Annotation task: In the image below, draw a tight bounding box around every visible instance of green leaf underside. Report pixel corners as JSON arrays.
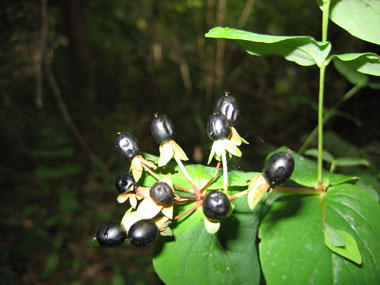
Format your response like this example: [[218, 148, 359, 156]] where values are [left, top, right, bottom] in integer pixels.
[[205, 27, 331, 67], [325, 229, 362, 265], [328, 0, 380, 45], [305, 148, 335, 163], [270, 146, 357, 189], [324, 223, 345, 247], [259, 183, 380, 284], [153, 196, 261, 285], [333, 157, 370, 168], [331, 53, 380, 77], [333, 58, 368, 86]]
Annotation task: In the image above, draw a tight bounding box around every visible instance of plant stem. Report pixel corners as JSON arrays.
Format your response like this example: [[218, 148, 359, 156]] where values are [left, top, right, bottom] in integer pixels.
[[222, 149, 228, 192], [298, 84, 362, 154], [317, 0, 330, 190], [174, 156, 198, 192], [174, 201, 202, 220]]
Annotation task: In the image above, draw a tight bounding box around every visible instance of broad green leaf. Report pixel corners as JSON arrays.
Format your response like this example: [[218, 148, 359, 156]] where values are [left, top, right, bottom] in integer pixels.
[[328, 0, 380, 44], [333, 58, 368, 86], [356, 180, 379, 202], [153, 194, 261, 285], [331, 53, 380, 77], [305, 148, 335, 163], [325, 229, 362, 265], [324, 223, 345, 247], [259, 183, 380, 284], [205, 27, 331, 67]]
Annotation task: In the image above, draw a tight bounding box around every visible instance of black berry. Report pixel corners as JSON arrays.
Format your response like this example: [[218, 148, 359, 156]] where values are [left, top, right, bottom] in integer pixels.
[[115, 132, 139, 160], [262, 152, 294, 186], [115, 174, 136, 194], [214, 94, 239, 125], [96, 223, 127, 247], [128, 219, 159, 247], [202, 190, 231, 222], [150, 114, 175, 144], [207, 114, 231, 141], [150, 182, 174, 206]]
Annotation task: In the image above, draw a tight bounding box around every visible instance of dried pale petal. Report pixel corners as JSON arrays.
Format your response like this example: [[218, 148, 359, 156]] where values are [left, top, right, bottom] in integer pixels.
[[136, 197, 163, 219], [117, 192, 132, 204], [229, 126, 249, 146], [158, 142, 174, 167], [131, 156, 143, 182], [247, 174, 270, 210], [136, 186, 150, 199], [173, 141, 189, 161], [160, 227, 173, 236], [130, 195, 138, 209], [161, 205, 174, 220], [224, 139, 242, 157], [161, 177, 174, 190], [121, 210, 139, 232], [204, 217, 220, 234]]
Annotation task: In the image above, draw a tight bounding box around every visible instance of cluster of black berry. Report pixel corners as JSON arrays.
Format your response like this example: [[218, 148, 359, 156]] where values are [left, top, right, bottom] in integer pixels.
[[95, 93, 294, 247]]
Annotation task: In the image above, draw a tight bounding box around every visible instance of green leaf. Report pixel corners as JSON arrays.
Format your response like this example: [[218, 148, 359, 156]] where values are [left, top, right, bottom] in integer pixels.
[[333, 58, 368, 86], [328, 0, 380, 45], [331, 53, 380, 77], [205, 27, 331, 67], [324, 223, 345, 247], [333, 157, 370, 168], [259, 183, 380, 284], [153, 195, 261, 284], [305, 148, 335, 163], [325, 229, 362, 265]]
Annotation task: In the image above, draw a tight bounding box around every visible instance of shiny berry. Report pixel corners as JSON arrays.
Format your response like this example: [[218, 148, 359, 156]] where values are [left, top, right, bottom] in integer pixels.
[[202, 190, 230, 222], [115, 174, 136, 194], [214, 94, 239, 125], [150, 182, 174, 206], [207, 114, 231, 141], [150, 114, 175, 144], [115, 132, 139, 160], [262, 152, 294, 186], [128, 219, 159, 247], [96, 223, 127, 247]]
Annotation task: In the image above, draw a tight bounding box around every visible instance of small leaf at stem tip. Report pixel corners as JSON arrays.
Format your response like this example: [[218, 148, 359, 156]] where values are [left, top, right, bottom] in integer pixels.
[[324, 223, 345, 247], [204, 217, 220, 234], [247, 175, 270, 210], [324, 229, 362, 265], [158, 142, 174, 167], [173, 141, 189, 161]]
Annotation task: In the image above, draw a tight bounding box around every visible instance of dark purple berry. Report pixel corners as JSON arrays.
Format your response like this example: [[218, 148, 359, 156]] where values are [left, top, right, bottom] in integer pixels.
[[115, 174, 136, 194], [150, 182, 174, 206], [202, 190, 230, 222], [150, 114, 175, 144], [128, 219, 159, 247], [96, 223, 127, 247], [262, 152, 294, 186], [207, 114, 231, 141], [115, 132, 139, 160], [214, 94, 239, 125]]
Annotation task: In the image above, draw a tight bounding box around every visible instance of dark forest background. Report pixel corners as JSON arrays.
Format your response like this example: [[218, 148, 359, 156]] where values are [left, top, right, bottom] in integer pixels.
[[1, 0, 379, 284]]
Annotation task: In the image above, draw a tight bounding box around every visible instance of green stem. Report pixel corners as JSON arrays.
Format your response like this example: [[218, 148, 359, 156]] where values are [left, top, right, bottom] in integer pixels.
[[298, 84, 362, 154], [222, 149, 228, 192], [174, 156, 198, 192], [317, 0, 330, 190]]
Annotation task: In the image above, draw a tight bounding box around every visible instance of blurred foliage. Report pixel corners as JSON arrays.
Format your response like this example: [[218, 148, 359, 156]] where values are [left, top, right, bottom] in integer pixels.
[[0, 0, 379, 283]]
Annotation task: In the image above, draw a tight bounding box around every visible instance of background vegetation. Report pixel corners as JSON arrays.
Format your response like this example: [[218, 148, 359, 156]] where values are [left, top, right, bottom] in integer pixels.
[[1, 0, 379, 283]]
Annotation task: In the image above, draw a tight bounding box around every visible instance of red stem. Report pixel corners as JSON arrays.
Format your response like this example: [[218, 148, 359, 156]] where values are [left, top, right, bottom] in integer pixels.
[[200, 161, 221, 193], [174, 201, 202, 220]]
